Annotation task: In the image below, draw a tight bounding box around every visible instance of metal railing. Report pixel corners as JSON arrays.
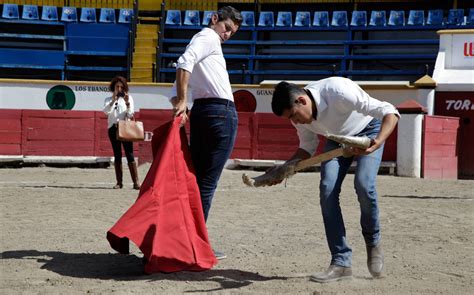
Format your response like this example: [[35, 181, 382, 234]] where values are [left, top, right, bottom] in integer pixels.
[[0, 1, 135, 8]]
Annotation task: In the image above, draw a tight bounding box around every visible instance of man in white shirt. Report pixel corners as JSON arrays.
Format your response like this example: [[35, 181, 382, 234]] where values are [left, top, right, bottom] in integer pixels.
[[270, 77, 399, 283], [171, 6, 242, 260]]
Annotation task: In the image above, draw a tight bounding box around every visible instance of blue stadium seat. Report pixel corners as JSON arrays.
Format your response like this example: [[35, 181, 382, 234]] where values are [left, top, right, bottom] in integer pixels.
[[468, 8, 474, 24], [240, 11, 255, 27], [407, 10, 424, 26], [426, 9, 443, 25], [202, 10, 215, 26], [61, 6, 77, 22], [80, 7, 96, 23], [41, 6, 58, 21], [241, 11, 255, 27], [351, 11, 367, 26], [313, 11, 329, 27], [184, 10, 200, 26], [165, 10, 181, 25], [369, 10, 386, 26], [388, 10, 405, 26], [447, 9, 464, 25], [294, 11, 310, 26], [276, 11, 292, 27], [331, 11, 348, 27], [2, 3, 19, 19], [99, 8, 116, 23], [118, 9, 133, 23], [22, 5, 39, 20], [258, 11, 274, 27]]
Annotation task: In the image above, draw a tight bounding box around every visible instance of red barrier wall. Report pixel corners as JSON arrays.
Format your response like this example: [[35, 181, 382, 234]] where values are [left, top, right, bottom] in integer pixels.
[[422, 115, 459, 179], [1, 109, 398, 165], [0, 110, 22, 155]]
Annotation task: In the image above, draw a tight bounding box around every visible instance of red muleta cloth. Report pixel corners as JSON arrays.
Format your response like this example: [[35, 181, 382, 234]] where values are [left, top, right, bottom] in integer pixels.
[[107, 118, 217, 273]]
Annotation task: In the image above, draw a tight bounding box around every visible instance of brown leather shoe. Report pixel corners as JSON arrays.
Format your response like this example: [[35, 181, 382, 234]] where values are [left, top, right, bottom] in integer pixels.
[[310, 265, 352, 283], [367, 242, 384, 278]]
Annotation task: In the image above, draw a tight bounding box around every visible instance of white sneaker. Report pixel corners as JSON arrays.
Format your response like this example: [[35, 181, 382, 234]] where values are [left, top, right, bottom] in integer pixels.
[[213, 250, 227, 260]]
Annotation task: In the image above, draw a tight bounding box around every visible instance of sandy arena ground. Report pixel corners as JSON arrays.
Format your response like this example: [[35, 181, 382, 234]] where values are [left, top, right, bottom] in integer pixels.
[[1, 164, 473, 294]]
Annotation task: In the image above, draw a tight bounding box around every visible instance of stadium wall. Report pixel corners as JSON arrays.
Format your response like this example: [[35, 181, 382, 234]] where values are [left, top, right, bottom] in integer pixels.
[[0, 78, 461, 178]]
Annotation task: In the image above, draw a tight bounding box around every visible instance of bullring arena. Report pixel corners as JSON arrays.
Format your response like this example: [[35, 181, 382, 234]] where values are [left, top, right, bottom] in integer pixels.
[[1, 166, 473, 293], [1, 0, 473, 294]]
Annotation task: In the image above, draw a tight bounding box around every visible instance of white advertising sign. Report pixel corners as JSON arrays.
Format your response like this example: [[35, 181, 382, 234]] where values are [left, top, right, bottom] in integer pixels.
[[450, 34, 474, 69]]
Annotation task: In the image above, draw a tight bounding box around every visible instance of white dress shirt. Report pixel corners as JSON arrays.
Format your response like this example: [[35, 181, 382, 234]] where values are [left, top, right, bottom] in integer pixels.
[[103, 95, 135, 128], [171, 27, 234, 102], [295, 77, 400, 155]]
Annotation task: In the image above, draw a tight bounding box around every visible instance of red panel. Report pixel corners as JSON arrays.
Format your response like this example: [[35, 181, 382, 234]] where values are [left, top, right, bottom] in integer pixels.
[[443, 118, 460, 130], [22, 110, 96, 156], [0, 132, 21, 144], [442, 168, 458, 179], [0, 110, 22, 155], [382, 126, 397, 161], [441, 157, 458, 171], [0, 144, 21, 155], [424, 117, 444, 131], [424, 131, 457, 146], [231, 112, 256, 159], [423, 169, 443, 179], [424, 144, 457, 158], [424, 157, 443, 170], [255, 113, 299, 160], [137, 110, 174, 163], [434, 92, 472, 177]]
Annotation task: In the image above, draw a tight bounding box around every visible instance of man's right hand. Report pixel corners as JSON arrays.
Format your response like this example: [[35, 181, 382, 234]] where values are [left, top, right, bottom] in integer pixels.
[[170, 96, 188, 124]]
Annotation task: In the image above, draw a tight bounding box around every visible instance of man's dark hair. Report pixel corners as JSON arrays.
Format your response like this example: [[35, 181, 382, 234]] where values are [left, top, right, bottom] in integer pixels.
[[271, 81, 306, 116], [109, 76, 129, 93], [211, 6, 243, 27]]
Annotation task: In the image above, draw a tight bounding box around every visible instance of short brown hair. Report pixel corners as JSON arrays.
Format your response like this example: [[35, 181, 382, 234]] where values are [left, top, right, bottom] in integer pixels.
[[109, 76, 129, 93]]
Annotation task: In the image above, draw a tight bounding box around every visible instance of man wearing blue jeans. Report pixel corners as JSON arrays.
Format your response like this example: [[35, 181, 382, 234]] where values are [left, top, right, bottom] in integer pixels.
[[171, 7, 242, 260], [270, 77, 399, 283]]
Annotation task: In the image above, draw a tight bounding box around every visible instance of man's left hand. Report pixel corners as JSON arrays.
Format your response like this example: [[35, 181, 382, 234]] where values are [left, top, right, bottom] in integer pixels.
[[350, 138, 381, 156]]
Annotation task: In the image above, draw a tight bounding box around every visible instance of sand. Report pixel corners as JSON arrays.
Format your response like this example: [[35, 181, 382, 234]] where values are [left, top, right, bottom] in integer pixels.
[[1, 165, 473, 294]]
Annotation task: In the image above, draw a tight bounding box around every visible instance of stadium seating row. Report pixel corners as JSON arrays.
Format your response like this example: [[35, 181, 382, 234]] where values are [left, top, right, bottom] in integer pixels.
[[166, 8, 474, 27], [1, 3, 133, 23]]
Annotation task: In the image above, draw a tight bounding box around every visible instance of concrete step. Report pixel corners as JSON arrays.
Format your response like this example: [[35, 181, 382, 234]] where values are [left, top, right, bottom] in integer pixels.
[[135, 47, 156, 54], [135, 38, 157, 48], [137, 24, 158, 34], [130, 68, 153, 78], [131, 77, 153, 82], [136, 32, 157, 39], [133, 53, 156, 63], [139, 16, 160, 23], [133, 62, 153, 68]]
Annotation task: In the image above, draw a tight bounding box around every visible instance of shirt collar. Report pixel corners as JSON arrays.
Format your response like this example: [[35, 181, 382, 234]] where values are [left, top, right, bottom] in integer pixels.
[[304, 87, 327, 120]]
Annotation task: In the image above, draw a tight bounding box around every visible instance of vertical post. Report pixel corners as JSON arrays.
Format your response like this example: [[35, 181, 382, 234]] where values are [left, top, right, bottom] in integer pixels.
[[156, 1, 165, 82], [127, 30, 132, 81]]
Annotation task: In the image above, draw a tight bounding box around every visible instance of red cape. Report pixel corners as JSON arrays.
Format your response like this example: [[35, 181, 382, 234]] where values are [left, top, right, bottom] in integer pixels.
[[107, 118, 217, 273]]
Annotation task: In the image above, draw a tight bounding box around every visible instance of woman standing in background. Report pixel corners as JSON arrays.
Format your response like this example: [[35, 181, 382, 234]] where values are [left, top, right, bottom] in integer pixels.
[[103, 76, 140, 190]]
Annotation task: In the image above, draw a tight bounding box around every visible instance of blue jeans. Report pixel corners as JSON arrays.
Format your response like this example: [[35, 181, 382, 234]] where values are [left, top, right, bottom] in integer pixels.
[[319, 119, 384, 267], [190, 98, 238, 222]]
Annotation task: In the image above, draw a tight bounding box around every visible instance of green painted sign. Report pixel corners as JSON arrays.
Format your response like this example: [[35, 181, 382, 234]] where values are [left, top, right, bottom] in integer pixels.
[[46, 85, 76, 110]]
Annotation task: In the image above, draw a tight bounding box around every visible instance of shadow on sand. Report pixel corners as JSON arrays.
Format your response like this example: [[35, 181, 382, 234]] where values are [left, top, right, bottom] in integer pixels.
[[2, 250, 287, 292]]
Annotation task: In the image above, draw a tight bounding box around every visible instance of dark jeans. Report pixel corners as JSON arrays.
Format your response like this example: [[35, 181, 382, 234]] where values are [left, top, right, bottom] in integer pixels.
[[190, 98, 238, 221], [108, 125, 135, 164]]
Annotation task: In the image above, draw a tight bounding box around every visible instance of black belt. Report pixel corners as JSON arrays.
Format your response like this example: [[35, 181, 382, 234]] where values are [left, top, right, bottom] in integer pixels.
[[193, 98, 234, 107]]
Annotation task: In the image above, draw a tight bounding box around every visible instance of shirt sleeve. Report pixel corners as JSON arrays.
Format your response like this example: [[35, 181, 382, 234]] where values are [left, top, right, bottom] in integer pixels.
[[335, 79, 400, 120], [176, 32, 215, 73], [103, 96, 113, 115], [295, 123, 320, 156]]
